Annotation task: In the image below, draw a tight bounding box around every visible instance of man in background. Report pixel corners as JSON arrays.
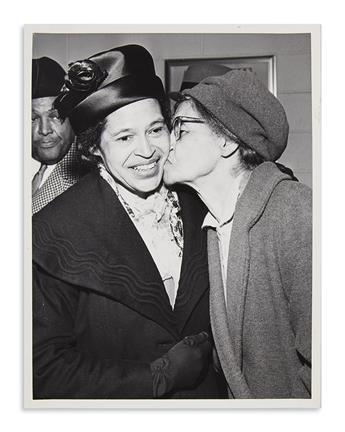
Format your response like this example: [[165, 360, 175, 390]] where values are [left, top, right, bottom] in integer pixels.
[[31, 57, 83, 214]]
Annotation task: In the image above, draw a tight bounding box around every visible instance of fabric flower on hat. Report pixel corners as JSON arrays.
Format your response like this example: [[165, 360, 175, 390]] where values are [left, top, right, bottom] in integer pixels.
[[55, 59, 108, 119], [65, 60, 108, 93]]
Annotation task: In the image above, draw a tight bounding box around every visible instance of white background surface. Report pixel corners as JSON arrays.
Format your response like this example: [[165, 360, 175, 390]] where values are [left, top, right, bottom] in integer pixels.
[[1, 0, 343, 430]]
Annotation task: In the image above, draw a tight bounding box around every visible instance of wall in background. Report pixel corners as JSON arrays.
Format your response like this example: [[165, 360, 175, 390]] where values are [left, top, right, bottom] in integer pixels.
[[32, 33, 312, 187]]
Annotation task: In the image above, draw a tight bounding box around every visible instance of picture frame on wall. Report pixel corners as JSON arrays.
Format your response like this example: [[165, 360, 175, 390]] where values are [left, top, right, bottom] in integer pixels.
[[165, 55, 276, 95]]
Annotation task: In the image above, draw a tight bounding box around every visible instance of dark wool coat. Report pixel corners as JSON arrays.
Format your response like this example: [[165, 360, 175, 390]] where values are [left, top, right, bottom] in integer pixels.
[[32, 172, 227, 399], [208, 162, 312, 399]]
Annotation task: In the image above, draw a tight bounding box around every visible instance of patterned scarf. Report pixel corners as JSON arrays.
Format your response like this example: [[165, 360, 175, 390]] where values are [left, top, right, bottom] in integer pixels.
[[98, 164, 184, 256]]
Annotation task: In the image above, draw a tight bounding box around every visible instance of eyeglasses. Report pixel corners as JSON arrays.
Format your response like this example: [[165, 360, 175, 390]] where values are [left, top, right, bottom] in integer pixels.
[[171, 116, 205, 141]]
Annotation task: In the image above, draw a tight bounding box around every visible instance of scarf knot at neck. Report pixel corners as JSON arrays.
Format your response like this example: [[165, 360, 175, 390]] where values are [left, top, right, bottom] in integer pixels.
[[98, 163, 184, 255]]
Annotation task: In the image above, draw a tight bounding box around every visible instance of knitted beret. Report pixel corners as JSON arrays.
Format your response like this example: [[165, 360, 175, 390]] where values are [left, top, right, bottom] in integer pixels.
[[181, 70, 289, 161]]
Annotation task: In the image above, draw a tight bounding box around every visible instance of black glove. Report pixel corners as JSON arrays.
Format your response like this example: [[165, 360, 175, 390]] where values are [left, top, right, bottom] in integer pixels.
[[151, 331, 211, 397]]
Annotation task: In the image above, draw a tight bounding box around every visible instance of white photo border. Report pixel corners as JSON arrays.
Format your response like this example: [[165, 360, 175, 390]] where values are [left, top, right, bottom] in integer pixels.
[[24, 23, 321, 409]]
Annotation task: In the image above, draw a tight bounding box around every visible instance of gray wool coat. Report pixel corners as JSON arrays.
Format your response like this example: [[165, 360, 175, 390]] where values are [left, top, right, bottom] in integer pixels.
[[208, 162, 312, 399]]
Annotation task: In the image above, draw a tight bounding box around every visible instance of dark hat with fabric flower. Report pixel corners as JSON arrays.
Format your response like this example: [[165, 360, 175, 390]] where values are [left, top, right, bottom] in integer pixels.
[[54, 45, 165, 134], [178, 69, 289, 161], [32, 57, 65, 99]]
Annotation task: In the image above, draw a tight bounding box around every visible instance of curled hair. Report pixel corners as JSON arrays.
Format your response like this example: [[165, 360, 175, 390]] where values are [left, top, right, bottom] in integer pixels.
[[76, 119, 106, 167], [76, 96, 171, 168], [174, 95, 264, 170]]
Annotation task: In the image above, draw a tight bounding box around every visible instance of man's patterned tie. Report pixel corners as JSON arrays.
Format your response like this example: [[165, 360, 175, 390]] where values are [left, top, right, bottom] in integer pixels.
[[32, 164, 47, 196]]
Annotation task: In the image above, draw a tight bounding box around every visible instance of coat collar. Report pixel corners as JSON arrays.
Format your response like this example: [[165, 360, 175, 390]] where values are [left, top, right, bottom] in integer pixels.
[[173, 187, 210, 333], [33, 174, 209, 338], [233, 162, 289, 231]]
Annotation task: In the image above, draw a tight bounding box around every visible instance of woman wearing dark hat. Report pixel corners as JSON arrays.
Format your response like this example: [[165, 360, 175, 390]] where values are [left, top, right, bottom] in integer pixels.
[[164, 70, 312, 399], [32, 45, 227, 399]]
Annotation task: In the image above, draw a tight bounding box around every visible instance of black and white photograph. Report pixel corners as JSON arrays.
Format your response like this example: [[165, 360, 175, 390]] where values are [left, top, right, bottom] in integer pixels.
[[24, 25, 320, 408]]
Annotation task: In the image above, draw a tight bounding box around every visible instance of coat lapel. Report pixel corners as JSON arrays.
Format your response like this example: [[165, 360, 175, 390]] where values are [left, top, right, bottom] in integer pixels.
[[33, 173, 179, 337], [97, 185, 211, 336], [207, 162, 290, 396], [207, 228, 251, 398], [100, 183, 179, 334], [173, 189, 210, 333], [225, 162, 289, 365]]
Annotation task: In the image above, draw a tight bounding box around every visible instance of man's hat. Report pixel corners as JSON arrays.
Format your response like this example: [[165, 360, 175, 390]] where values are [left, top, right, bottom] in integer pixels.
[[178, 70, 289, 162], [54, 45, 165, 134], [169, 62, 231, 101], [32, 57, 66, 99], [179, 62, 230, 91]]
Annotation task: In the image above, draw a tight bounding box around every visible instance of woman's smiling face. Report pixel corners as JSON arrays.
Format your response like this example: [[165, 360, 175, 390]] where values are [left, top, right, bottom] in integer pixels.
[[95, 98, 170, 196]]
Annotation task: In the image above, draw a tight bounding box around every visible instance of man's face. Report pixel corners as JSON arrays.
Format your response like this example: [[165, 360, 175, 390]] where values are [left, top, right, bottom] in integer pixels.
[[96, 98, 170, 196], [163, 100, 221, 187], [32, 96, 75, 165]]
